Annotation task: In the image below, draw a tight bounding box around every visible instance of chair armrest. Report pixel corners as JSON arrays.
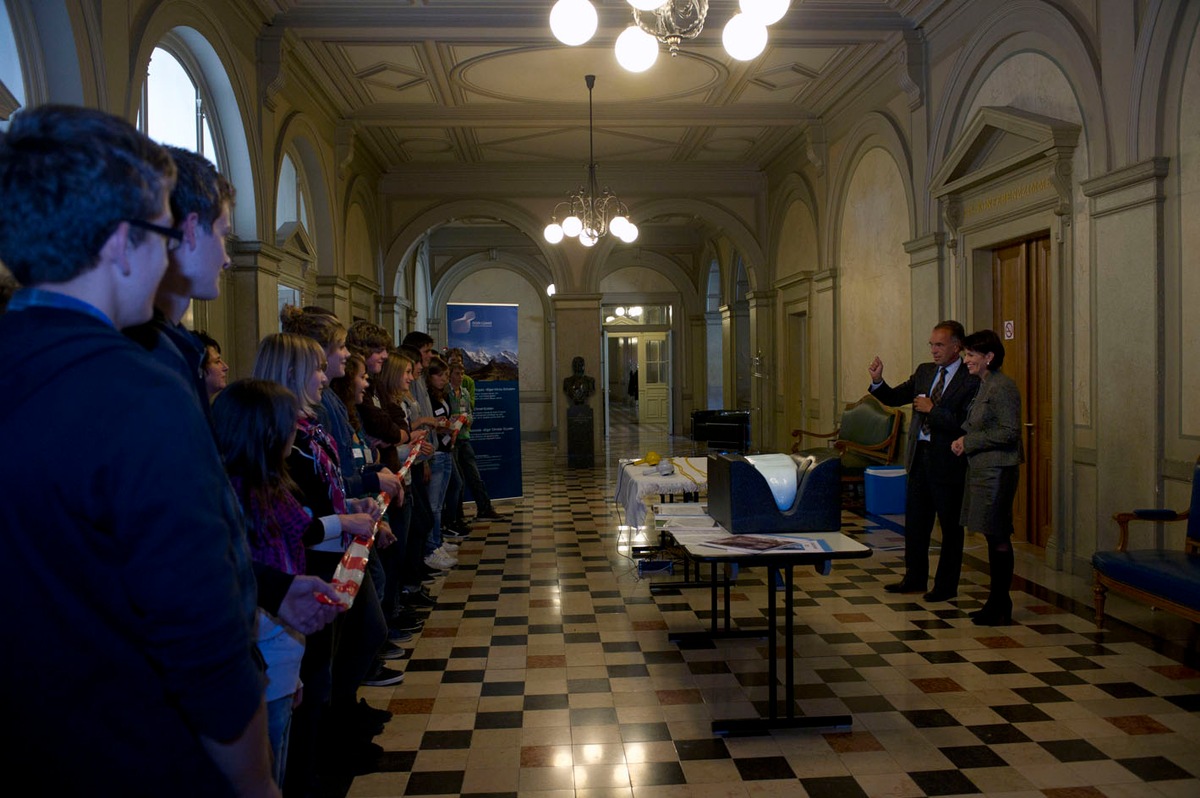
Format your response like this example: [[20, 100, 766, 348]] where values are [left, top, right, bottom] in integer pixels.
[[1111, 509, 1189, 552], [834, 439, 892, 463], [791, 427, 838, 453], [792, 428, 839, 440]]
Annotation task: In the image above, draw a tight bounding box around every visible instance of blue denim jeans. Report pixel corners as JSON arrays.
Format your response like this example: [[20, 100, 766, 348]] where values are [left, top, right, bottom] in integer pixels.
[[424, 452, 453, 555], [266, 694, 294, 787]]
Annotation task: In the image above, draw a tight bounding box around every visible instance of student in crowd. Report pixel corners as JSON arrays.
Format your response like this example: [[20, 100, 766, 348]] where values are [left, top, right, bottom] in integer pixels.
[[213, 379, 313, 787], [375, 350, 444, 616], [197, 329, 230, 401], [425, 354, 467, 541], [280, 306, 401, 504], [447, 355, 503, 521], [126, 147, 342, 654], [400, 344, 459, 573], [251, 332, 398, 795], [0, 104, 285, 796], [124, 145, 234, 425], [281, 306, 407, 685]]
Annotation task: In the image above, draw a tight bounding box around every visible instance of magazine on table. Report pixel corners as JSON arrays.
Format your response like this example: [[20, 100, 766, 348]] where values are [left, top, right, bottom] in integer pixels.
[[700, 534, 832, 554]]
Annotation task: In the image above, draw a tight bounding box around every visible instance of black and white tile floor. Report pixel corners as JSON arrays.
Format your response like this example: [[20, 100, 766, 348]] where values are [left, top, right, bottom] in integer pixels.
[[349, 417, 1200, 798]]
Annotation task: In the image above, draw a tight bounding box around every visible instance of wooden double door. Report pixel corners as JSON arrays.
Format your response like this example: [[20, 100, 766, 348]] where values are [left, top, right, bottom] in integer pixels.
[[991, 236, 1053, 547]]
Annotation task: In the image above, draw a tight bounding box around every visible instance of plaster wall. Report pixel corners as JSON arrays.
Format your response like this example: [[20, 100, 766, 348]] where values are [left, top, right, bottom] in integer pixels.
[[1178, 33, 1200, 436], [775, 201, 819, 281], [600, 267, 675, 294], [837, 147, 911, 405]]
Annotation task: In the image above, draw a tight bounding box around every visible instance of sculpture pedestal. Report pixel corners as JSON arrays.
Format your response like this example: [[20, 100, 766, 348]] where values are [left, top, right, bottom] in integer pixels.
[[567, 404, 594, 468]]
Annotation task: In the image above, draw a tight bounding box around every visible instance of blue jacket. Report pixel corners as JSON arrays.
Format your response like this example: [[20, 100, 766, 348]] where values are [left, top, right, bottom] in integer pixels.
[[0, 301, 262, 795]]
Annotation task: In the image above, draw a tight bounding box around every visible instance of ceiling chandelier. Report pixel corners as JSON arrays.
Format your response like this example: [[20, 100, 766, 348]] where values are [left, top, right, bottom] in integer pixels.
[[544, 75, 638, 247], [549, 1, 791, 73]]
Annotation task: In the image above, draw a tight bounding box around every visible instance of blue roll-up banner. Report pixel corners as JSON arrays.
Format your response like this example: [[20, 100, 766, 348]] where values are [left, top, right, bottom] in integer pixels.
[[446, 303, 523, 501]]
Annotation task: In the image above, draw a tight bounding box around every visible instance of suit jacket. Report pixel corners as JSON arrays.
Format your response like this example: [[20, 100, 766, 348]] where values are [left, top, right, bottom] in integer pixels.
[[961, 369, 1024, 467], [871, 361, 979, 479]]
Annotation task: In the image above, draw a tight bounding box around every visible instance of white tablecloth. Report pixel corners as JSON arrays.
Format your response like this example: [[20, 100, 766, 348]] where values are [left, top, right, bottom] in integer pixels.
[[614, 456, 708, 528]]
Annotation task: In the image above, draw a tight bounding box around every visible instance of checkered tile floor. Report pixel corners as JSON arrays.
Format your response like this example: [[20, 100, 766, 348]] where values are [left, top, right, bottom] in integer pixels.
[[349, 419, 1200, 798]]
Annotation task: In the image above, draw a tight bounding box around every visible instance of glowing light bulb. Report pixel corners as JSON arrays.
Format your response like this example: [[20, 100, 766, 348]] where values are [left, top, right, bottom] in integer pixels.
[[723, 13, 768, 60], [550, 0, 598, 47]]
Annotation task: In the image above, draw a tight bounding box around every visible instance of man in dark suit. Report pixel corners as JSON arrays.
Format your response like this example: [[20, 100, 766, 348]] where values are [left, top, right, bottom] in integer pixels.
[[869, 320, 980, 600]]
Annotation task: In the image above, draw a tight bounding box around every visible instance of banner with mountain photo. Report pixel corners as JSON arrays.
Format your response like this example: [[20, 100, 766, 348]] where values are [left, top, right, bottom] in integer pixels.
[[446, 303, 523, 501]]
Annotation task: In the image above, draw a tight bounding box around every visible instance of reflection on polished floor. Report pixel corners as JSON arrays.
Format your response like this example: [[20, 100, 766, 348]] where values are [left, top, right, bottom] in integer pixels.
[[349, 418, 1200, 798]]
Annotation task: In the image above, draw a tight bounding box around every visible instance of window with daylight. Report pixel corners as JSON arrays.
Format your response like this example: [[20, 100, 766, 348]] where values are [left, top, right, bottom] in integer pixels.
[[139, 46, 218, 160], [0, 2, 25, 130]]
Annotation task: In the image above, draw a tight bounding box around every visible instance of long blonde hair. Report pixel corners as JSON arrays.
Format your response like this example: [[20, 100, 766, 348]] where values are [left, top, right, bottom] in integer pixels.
[[251, 332, 326, 411], [375, 350, 415, 406]]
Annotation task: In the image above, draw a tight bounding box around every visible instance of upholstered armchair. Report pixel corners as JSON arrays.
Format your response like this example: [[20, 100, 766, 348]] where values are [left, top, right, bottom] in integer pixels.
[[791, 394, 903, 505], [1091, 456, 1200, 628]]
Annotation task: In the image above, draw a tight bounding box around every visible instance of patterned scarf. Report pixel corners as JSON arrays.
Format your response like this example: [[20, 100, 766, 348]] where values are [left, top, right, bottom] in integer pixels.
[[298, 415, 349, 516]]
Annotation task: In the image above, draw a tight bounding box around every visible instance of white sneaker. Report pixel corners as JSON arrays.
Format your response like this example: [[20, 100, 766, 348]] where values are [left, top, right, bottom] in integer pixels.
[[437, 544, 459, 562], [425, 551, 455, 570]]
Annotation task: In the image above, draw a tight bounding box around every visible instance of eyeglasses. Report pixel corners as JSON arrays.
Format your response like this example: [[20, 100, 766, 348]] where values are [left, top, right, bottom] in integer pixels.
[[126, 219, 183, 252]]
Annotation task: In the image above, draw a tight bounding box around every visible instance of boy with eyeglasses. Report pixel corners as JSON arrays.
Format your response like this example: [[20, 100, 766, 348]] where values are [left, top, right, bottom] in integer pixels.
[[0, 105, 281, 795]]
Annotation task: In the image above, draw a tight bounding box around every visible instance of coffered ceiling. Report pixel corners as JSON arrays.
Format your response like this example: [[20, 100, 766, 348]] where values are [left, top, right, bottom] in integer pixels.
[[256, 0, 928, 181]]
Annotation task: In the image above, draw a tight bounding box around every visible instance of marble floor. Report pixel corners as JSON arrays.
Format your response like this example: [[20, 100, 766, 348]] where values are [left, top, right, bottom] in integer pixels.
[[347, 410, 1200, 798]]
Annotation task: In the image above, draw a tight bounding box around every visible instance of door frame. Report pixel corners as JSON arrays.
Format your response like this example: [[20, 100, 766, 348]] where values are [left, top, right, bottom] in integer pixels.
[[956, 209, 1074, 568]]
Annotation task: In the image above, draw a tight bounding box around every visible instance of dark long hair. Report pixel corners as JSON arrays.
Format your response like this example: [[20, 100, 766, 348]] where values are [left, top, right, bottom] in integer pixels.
[[425, 355, 449, 405], [212, 378, 302, 532]]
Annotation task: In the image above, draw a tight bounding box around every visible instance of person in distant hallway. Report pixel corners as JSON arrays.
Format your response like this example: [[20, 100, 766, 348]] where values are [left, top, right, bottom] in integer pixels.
[[952, 329, 1024, 626], [869, 320, 979, 601], [0, 104, 278, 796]]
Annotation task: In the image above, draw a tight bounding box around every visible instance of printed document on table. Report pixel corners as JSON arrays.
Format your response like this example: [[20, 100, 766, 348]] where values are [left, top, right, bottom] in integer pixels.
[[700, 534, 833, 553]]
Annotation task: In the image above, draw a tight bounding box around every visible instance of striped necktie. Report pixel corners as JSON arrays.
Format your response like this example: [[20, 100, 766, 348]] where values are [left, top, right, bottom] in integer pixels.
[[922, 366, 946, 435]]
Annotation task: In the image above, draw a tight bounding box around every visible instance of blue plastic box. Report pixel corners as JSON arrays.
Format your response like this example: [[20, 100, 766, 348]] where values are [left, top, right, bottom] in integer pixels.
[[864, 465, 907, 515]]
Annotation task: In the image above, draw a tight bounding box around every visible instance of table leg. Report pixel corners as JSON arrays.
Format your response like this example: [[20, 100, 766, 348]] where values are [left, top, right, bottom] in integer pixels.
[[710, 558, 853, 736]]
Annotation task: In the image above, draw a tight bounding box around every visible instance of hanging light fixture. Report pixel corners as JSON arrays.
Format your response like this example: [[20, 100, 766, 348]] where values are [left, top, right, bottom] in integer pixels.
[[550, 1, 789, 70], [544, 75, 639, 247]]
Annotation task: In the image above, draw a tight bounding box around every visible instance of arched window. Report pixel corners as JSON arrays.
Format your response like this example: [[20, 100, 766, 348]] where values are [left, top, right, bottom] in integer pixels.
[[0, 3, 26, 128], [275, 151, 316, 321], [276, 153, 311, 233], [139, 45, 219, 162]]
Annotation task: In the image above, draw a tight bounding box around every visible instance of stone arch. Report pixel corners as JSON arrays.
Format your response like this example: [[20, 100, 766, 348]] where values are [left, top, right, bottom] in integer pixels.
[[580, 197, 764, 295], [5, 0, 85, 107], [1131, 0, 1199, 161], [596, 248, 703, 320], [342, 174, 381, 284], [825, 110, 914, 274], [769, 172, 822, 282], [130, 1, 260, 236], [384, 199, 568, 303], [431, 250, 556, 324], [275, 112, 337, 275], [929, 0, 1107, 191]]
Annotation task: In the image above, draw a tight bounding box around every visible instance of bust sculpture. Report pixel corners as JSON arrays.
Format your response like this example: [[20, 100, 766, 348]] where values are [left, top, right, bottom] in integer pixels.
[[562, 355, 595, 406]]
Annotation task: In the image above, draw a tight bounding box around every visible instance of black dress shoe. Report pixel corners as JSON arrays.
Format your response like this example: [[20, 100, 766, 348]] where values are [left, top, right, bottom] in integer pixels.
[[476, 509, 506, 520], [971, 606, 1013, 626], [884, 580, 925, 594], [923, 589, 958, 602]]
